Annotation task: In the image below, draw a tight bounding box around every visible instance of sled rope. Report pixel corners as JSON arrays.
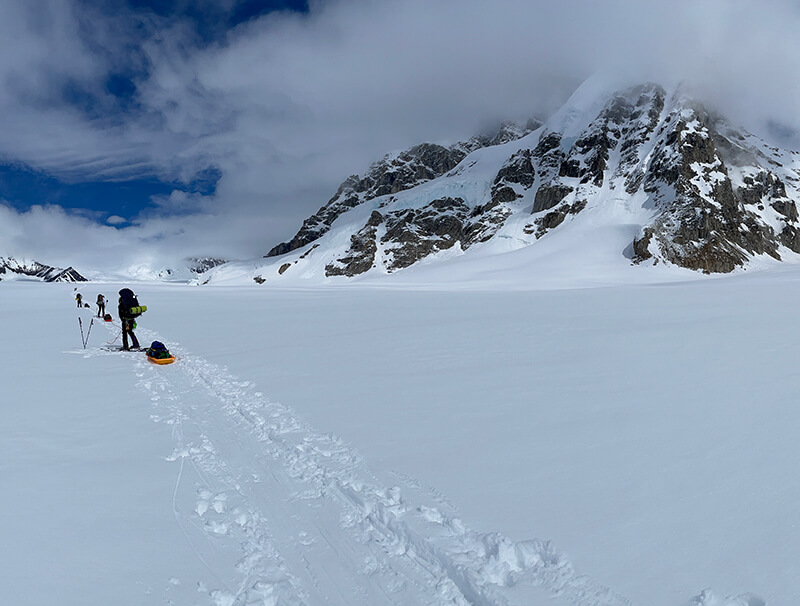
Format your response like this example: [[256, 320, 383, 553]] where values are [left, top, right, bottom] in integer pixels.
[[103, 318, 123, 345]]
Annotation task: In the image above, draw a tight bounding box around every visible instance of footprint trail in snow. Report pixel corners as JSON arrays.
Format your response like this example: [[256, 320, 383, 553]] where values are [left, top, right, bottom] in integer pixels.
[[101, 325, 633, 606]]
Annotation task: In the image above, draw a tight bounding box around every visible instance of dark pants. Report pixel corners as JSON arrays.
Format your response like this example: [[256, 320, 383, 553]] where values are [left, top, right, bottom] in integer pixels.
[[122, 318, 139, 349], [97, 303, 105, 317]]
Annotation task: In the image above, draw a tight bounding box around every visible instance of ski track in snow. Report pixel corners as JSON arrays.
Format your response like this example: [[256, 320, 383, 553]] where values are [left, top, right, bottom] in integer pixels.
[[90, 322, 638, 606]]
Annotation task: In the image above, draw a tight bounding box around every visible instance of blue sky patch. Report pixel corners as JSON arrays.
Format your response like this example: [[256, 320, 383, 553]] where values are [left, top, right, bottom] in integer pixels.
[[0, 163, 221, 224], [3, 0, 307, 221]]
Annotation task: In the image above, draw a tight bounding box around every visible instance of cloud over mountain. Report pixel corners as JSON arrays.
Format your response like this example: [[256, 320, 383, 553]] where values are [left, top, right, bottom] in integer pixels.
[[1, 0, 800, 273]]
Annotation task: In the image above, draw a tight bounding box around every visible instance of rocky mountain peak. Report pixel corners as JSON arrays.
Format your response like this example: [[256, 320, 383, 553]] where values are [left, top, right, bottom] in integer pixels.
[[265, 119, 540, 258], [234, 80, 800, 285]]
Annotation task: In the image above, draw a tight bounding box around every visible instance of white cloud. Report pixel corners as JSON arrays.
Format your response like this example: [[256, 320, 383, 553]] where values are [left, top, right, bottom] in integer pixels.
[[0, 204, 132, 271]]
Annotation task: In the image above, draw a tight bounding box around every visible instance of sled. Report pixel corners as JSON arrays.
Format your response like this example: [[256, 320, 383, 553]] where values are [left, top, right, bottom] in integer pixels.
[[147, 353, 176, 365], [145, 340, 174, 364]]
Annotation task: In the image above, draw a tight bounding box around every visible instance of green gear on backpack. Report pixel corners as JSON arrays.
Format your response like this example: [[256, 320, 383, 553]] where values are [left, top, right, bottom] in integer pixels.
[[129, 305, 147, 315], [132, 321, 137, 329]]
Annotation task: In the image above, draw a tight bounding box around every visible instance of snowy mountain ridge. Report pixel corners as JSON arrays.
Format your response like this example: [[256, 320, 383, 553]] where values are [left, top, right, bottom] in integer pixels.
[[57, 256, 229, 284], [265, 119, 542, 259], [200, 80, 800, 287], [0, 256, 87, 283]]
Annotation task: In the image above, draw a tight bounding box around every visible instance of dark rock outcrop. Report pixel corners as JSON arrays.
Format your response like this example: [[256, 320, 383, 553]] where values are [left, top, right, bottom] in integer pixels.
[[533, 185, 574, 213], [325, 200, 473, 276], [323, 193, 520, 277], [325, 213, 381, 277], [187, 257, 228, 274], [634, 102, 785, 272], [529, 200, 587, 239], [0, 258, 87, 282], [267, 120, 539, 258]]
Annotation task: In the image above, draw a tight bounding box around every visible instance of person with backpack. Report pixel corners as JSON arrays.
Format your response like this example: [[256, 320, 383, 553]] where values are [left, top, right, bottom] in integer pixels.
[[75, 292, 83, 308], [118, 288, 145, 350], [96, 294, 106, 318]]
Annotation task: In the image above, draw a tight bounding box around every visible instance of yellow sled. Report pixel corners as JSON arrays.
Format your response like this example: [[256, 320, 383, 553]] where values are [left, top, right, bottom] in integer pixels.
[[147, 353, 176, 365], [145, 340, 174, 364]]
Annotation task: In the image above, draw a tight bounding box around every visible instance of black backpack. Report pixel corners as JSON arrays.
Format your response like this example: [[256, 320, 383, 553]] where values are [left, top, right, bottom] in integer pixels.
[[119, 288, 142, 318], [146, 341, 171, 359]]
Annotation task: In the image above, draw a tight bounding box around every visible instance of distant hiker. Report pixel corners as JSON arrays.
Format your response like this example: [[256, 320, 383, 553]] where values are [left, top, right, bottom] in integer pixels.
[[118, 288, 145, 350], [75, 292, 83, 308], [96, 294, 106, 318]]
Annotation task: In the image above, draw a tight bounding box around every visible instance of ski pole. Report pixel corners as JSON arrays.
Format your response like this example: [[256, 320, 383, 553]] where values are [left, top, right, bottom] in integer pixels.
[[79, 317, 86, 349], [84, 318, 94, 347]]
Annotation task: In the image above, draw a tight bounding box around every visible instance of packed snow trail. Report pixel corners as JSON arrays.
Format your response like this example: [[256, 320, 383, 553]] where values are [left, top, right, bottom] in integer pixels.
[[93, 322, 633, 605]]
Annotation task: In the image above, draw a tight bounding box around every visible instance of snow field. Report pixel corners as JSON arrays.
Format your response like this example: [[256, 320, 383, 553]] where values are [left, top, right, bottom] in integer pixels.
[[2, 275, 796, 605], [100, 312, 629, 605]]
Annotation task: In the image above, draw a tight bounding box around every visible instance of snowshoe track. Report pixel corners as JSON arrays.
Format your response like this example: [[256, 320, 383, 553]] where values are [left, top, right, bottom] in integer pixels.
[[101, 324, 632, 606]]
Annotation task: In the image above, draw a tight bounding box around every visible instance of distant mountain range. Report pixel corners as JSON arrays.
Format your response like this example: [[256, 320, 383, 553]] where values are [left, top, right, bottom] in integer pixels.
[[0, 257, 87, 283], [0, 256, 229, 284], [199, 78, 800, 285], [150, 257, 229, 282], [9, 78, 800, 286]]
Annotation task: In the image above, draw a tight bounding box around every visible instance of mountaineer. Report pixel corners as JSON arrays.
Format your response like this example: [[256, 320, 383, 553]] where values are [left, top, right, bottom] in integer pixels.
[[118, 288, 146, 350]]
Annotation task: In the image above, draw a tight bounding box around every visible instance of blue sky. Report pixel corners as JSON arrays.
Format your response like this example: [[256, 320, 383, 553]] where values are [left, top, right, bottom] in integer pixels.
[[1, 0, 799, 274], [0, 0, 307, 224], [0, 164, 222, 222]]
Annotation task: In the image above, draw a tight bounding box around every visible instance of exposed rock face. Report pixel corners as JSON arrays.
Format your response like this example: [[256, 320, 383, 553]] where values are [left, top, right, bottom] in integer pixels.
[[263, 81, 800, 280], [53, 267, 86, 282], [494, 149, 536, 189], [532, 83, 667, 213], [266, 178, 365, 258], [0, 257, 87, 282], [266, 120, 540, 258], [187, 257, 228, 274], [320, 143, 540, 277], [325, 199, 470, 276], [630, 100, 791, 272], [529, 200, 587, 239], [381, 198, 469, 272], [325, 211, 382, 277], [491, 149, 536, 206], [533, 185, 574, 213], [526, 82, 800, 274], [322, 191, 526, 277]]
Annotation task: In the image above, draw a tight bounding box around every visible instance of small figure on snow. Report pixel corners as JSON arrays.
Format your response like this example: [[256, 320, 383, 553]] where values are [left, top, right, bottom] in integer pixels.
[[75, 292, 83, 308], [118, 288, 142, 350], [96, 294, 106, 318]]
